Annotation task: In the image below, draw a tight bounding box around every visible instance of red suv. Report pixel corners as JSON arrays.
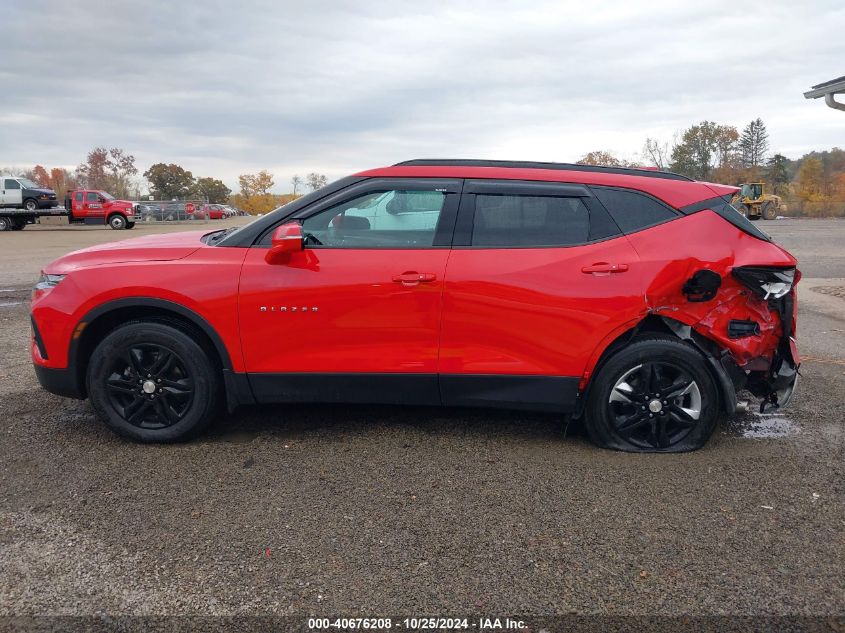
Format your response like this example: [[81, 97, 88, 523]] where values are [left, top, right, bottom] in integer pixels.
[[30, 160, 800, 452]]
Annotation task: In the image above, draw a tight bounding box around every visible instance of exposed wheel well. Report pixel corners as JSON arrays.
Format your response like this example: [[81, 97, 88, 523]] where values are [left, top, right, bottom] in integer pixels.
[[74, 305, 225, 400], [578, 314, 737, 418]]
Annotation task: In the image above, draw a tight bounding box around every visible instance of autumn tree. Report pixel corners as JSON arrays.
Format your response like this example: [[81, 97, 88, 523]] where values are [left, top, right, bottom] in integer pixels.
[[238, 170, 276, 214], [739, 118, 769, 171], [105, 148, 138, 198], [144, 163, 195, 200], [306, 173, 328, 191], [766, 154, 790, 196], [577, 151, 629, 167], [31, 165, 51, 188], [291, 174, 303, 195], [49, 168, 72, 194], [670, 121, 735, 181], [239, 170, 274, 197], [193, 177, 231, 203], [797, 157, 824, 200], [713, 125, 739, 169], [76, 147, 137, 197]]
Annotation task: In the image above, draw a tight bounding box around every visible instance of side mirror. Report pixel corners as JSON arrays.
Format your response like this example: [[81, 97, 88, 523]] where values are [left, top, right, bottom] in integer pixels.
[[265, 222, 303, 264]]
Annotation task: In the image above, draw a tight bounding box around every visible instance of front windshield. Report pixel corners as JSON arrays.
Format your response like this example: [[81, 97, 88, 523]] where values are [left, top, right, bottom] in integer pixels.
[[207, 214, 262, 244], [18, 178, 39, 189], [99, 191, 115, 201], [209, 200, 293, 244]]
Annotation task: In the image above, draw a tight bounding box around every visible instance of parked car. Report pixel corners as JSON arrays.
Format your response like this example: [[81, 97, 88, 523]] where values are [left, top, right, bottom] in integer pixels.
[[198, 204, 227, 219], [31, 159, 800, 451]]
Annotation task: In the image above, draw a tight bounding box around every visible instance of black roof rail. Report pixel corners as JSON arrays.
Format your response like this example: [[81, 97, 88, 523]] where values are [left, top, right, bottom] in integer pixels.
[[394, 159, 693, 182]]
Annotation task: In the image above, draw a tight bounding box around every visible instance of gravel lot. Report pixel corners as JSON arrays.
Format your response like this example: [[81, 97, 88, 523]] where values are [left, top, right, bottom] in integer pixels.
[[0, 218, 842, 619]]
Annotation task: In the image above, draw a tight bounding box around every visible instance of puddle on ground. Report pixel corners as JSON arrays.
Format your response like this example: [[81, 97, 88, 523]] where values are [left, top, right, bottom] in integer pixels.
[[733, 412, 800, 439]]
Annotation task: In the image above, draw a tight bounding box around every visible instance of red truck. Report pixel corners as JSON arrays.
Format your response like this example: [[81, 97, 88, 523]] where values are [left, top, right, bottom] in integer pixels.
[[66, 189, 138, 230]]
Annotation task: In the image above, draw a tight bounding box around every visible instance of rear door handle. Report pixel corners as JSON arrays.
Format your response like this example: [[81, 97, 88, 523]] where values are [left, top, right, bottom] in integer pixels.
[[392, 271, 437, 285], [581, 262, 629, 275]]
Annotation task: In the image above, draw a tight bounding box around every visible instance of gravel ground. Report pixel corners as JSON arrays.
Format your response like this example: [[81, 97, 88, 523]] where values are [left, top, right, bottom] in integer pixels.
[[0, 218, 842, 619]]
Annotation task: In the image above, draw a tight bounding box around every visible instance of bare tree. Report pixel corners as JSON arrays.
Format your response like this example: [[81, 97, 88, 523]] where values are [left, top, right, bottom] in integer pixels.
[[306, 173, 328, 191], [642, 137, 670, 170], [291, 174, 303, 195]]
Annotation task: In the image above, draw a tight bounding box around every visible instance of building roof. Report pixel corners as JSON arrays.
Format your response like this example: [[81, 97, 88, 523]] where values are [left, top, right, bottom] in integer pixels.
[[804, 75, 845, 99]]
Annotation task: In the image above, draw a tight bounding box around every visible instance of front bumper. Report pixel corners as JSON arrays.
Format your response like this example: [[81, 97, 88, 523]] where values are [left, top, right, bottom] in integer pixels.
[[33, 363, 84, 399]]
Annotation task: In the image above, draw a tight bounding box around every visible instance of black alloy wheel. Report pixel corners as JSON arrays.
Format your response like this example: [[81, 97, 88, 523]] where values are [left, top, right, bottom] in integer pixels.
[[585, 336, 719, 452], [104, 343, 195, 429], [606, 361, 702, 450], [87, 322, 220, 442]]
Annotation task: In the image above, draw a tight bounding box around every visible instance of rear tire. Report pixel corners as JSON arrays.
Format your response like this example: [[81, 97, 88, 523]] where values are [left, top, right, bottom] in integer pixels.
[[86, 322, 220, 442], [108, 214, 127, 230], [585, 336, 720, 453], [11, 219, 26, 230], [0, 217, 12, 231]]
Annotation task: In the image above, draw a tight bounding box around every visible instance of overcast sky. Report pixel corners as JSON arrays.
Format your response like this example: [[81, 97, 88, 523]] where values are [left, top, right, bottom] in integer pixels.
[[1, 0, 843, 192]]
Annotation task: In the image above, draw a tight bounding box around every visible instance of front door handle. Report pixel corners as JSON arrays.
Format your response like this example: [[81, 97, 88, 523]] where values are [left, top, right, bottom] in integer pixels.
[[392, 271, 437, 285], [581, 262, 629, 275]]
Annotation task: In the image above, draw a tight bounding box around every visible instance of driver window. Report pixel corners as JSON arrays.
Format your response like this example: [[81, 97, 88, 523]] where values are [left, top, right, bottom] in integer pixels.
[[86, 192, 99, 202], [300, 189, 446, 248], [5, 179, 20, 190]]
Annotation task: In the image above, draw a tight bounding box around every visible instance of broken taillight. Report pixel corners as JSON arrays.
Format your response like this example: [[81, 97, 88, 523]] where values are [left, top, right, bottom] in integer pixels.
[[732, 266, 796, 300]]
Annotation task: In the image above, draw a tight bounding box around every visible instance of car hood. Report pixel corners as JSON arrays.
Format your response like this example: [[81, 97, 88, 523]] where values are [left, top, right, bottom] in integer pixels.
[[45, 230, 209, 274]]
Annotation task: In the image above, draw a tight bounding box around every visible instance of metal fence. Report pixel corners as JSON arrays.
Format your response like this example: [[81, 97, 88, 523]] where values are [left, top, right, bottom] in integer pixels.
[[135, 200, 242, 223]]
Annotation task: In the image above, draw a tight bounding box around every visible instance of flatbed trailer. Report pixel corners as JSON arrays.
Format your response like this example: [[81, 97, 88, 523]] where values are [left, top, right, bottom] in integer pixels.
[[0, 206, 70, 231]]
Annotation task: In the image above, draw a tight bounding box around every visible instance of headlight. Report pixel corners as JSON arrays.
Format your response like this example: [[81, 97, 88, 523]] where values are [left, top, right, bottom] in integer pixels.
[[732, 266, 795, 300], [32, 272, 65, 301]]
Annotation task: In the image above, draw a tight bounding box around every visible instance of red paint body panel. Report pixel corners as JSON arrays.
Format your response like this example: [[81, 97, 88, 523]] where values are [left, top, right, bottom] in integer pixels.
[[238, 248, 450, 373], [439, 235, 645, 376], [34, 239, 248, 371], [621, 210, 797, 370]]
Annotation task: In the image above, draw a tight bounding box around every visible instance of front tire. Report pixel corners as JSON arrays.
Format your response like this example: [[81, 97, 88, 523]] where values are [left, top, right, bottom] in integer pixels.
[[761, 201, 776, 220], [126, 221, 136, 229], [108, 214, 127, 230], [585, 336, 720, 453], [86, 322, 220, 442], [24, 198, 38, 212]]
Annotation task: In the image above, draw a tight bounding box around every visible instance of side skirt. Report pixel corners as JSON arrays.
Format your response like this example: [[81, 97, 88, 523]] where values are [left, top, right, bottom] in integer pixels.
[[246, 373, 579, 413]]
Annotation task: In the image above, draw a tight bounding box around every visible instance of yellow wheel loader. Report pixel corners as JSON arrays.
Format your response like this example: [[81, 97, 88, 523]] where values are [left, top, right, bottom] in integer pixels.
[[731, 183, 785, 220]]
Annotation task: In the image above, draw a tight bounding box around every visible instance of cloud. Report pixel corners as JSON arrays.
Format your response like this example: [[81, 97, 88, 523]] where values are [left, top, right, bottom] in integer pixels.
[[2, 0, 844, 191]]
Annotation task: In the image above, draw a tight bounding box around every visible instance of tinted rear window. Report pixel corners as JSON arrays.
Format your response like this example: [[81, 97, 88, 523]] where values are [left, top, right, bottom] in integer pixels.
[[592, 187, 678, 234], [472, 195, 590, 247]]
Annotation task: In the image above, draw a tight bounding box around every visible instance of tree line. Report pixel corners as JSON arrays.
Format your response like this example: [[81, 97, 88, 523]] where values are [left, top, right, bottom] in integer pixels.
[[579, 118, 845, 217], [1, 149, 330, 215]]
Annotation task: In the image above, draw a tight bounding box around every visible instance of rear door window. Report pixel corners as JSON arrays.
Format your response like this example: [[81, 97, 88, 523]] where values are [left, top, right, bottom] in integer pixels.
[[591, 187, 678, 234], [472, 194, 591, 247]]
